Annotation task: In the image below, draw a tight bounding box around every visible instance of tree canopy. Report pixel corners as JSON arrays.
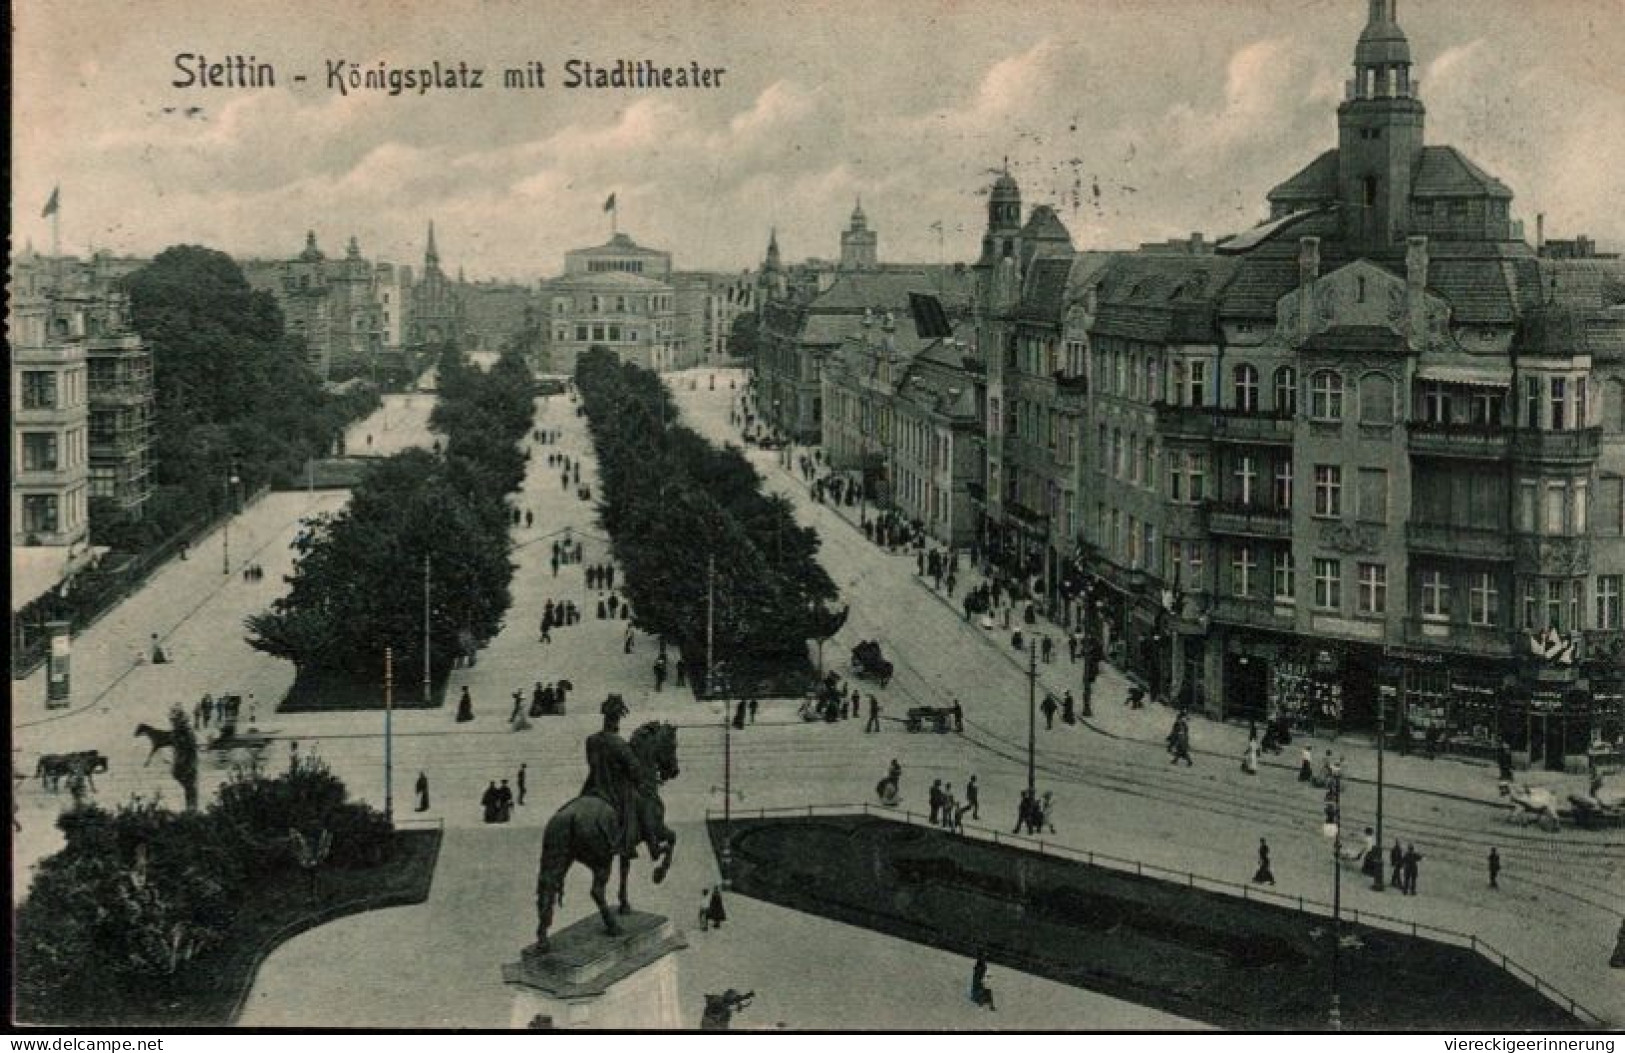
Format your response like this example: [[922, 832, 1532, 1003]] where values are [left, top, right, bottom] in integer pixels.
[[576, 347, 841, 685]]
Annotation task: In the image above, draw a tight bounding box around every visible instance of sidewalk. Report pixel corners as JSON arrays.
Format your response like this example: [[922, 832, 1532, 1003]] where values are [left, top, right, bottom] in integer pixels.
[[771, 452, 1597, 809]]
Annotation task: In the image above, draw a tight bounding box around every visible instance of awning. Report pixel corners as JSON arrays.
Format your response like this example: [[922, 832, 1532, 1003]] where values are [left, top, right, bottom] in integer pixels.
[[1415, 362, 1512, 388]]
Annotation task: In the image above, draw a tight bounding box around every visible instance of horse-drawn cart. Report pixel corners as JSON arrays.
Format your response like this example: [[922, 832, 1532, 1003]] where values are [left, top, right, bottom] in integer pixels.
[[850, 640, 893, 688], [207, 721, 275, 769], [904, 706, 955, 734]]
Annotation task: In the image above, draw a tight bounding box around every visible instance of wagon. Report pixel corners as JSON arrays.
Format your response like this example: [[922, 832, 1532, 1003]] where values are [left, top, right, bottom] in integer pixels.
[[850, 640, 893, 687], [905, 706, 954, 734], [206, 722, 275, 769]]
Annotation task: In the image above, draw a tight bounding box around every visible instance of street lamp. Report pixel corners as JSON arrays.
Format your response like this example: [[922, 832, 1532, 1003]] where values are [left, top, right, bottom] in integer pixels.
[[1025, 637, 1038, 797], [1373, 687, 1388, 891], [222, 461, 241, 576], [1321, 771, 1344, 1030]]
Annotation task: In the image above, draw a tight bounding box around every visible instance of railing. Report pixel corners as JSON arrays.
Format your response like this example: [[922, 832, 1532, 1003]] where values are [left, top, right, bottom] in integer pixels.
[[1511, 427, 1602, 464], [1213, 411, 1294, 445], [1406, 422, 1512, 460], [1405, 521, 1513, 562], [708, 804, 1606, 1027], [1152, 403, 1214, 441], [1206, 501, 1291, 538], [1402, 617, 1514, 657], [1208, 595, 1294, 631]]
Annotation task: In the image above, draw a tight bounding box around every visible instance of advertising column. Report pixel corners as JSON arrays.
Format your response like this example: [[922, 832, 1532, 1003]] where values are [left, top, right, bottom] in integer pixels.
[[45, 620, 72, 707]]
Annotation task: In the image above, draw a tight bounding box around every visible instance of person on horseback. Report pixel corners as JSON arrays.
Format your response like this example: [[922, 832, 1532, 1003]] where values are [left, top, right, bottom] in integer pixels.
[[582, 694, 647, 859]]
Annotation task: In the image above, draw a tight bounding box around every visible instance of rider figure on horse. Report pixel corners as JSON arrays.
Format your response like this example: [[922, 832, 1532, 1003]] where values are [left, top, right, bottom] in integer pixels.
[[582, 693, 649, 859]]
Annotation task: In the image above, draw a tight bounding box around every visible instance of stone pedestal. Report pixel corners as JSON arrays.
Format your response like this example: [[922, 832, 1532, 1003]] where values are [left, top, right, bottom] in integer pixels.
[[503, 911, 687, 1029]]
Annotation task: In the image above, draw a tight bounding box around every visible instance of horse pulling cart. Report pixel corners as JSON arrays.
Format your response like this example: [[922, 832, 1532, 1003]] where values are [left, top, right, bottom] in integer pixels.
[[207, 718, 275, 769], [850, 640, 893, 688]]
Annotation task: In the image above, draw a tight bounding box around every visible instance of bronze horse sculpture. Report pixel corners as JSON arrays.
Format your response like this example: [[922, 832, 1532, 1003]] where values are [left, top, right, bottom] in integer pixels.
[[529, 718, 679, 954]]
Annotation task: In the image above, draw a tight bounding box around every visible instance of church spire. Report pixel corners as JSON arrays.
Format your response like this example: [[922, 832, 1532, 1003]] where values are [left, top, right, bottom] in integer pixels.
[[1352, 0, 1414, 100], [425, 220, 439, 269]]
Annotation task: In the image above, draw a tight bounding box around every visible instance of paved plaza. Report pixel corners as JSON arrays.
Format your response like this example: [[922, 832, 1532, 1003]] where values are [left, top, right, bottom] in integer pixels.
[[13, 367, 1623, 1028]]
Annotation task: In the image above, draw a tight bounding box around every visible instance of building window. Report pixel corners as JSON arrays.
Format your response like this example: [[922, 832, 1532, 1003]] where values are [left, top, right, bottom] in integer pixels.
[[22, 494, 60, 535], [1574, 481, 1588, 533], [575, 324, 589, 341], [1143, 523, 1157, 573], [1233, 364, 1259, 412], [591, 325, 606, 341], [1096, 422, 1107, 470], [1545, 580, 1566, 631], [1599, 476, 1624, 536], [1235, 454, 1258, 506], [1274, 366, 1297, 416], [1357, 563, 1387, 615], [1468, 573, 1499, 627], [1114, 349, 1126, 395], [1545, 483, 1566, 535], [1232, 544, 1256, 598], [1310, 370, 1344, 421], [1598, 575, 1623, 630], [22, 371, 60, 409], [1186, 360, 1208, 407], [1524, 376, 1542, 428], [1274, 459, 1294, 510], [1551, 377, 1567, 430], [1359, 372, 1395, 425], [1356, 467, 1388, 523], [1313, 464, 1342, 518], [1421, 569, 1450, 621], [1147, 358, 1161, 403], [1313, 558, 1341, 611], [1144, 442, 1157, 490], [1274, 549, 1296, 603], [1112, 429, 1124, 478], [21, 433, 60, 472]]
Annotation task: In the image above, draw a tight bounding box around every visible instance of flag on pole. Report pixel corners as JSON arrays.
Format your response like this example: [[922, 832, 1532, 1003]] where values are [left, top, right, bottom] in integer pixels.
[[42, 187, 60, 218], [603, 193, 617, 213]]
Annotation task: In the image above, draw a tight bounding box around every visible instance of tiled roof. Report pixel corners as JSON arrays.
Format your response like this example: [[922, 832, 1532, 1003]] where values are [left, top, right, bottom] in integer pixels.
[[1268, 145, 1513, 204], [1090, 253, 1240, 343], [1013, 256, 1077, 322], [1299, 325, 1408, 353], [1413, 146, 1513, 199], [1268, 149, 1338, 202], [810, 268, 973, 313], [1020, 206, 1073, 244]]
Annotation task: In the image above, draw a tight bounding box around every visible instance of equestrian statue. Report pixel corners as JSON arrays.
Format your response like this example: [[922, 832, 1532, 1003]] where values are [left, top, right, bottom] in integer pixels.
[[528, 694, 680, 954]]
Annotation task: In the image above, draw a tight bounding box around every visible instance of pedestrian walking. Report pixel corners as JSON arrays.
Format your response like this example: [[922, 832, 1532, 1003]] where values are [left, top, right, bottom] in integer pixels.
[[1013, 789, 1033, 834], [951, 698, 964, 732], [1403, 844, 1423, 895], [624, 626, 635, 654], [1170, 717, 1193, 766], [517, 763, 528, 806], [415, 771, 430, 812], [1299, 745, 1314, 782], [1242, 733, 1260, 776], [1254, 839, 1276, 885], [1390, 839, 1404, 889], [865, 695, 882, 733], [929, 779, 944, 825], [457, 686, 475, 723], [1039, 791, 1057, 834], [1488, 846, 1500, 889], [706, 886, 727, 930], [965, 775, 980, 820], [941, 783, 957, 829], [748, 697, 759, 723], [481, 781, 500, 823], [1041, 692, 1058, 730], [970, 953, 997, 1011]]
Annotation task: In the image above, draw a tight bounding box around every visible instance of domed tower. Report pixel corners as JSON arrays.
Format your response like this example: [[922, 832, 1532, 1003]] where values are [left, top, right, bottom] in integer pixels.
[[979, 162, 1023, 267], [839, 197, 878, 270], [1337, 0, 1425, 251]]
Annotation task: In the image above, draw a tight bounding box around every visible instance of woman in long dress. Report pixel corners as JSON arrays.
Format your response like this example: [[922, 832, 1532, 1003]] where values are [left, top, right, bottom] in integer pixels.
[[1242, 734, 1260, 775]]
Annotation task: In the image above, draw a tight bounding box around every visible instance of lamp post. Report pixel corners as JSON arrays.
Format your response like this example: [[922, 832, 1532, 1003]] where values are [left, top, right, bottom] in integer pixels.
[[422, 555, 433, 703], [1026, 637, 1038, 797], [1373, 687, 1387, 891], [222, 461, 240, 576], [1322, 768, 1343, 1030], [384, 646, 395, 825]]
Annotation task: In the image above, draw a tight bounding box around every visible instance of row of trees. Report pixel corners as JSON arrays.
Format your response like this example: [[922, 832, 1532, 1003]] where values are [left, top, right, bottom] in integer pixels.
[[97, 245, 381, 551], [15, 751, 393, 1024], [245, 345, 533, 698], [576, 347, 843, 689]]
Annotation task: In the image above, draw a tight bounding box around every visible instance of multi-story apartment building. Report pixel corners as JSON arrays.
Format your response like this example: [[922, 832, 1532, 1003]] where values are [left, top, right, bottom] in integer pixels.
[[84, 294, 155, 519], [11, 295, 93, 548], [1074, 0, 1625, 770]]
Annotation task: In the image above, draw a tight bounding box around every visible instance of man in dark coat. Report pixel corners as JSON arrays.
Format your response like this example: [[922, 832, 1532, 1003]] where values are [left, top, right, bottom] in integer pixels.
[[415, 771, 430, 812], [1402, 844, 1423, 895], [517, 763, 528, 806], [581, 695, 645, 858], [929, 780, 944, 825], [1390, 839, 1405, 889]]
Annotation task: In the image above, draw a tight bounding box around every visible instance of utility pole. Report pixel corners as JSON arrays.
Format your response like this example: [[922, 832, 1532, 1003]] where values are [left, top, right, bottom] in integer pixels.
[[709, 556, 731, 887], [384, 647, 395, 826], [1026, 637, 1038, 798], [1373, 687, 1387, 891], [422, 555, 432, 703]]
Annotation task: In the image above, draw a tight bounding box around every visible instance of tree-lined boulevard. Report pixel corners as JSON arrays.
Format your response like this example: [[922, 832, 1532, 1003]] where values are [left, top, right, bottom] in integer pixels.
[[12, 365, 1623, 1028]]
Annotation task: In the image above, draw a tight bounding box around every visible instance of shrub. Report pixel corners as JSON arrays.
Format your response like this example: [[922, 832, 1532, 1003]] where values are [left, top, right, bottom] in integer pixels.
[[324, 802, 396, 869]]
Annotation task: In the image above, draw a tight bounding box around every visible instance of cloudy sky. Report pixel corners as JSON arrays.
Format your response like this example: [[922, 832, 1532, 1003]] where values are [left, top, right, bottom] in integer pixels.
[[12, 0, 1624, 281]]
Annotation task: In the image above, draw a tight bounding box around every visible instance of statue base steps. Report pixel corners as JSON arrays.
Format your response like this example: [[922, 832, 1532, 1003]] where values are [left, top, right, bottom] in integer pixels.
[[503, 911, 687, 1029]]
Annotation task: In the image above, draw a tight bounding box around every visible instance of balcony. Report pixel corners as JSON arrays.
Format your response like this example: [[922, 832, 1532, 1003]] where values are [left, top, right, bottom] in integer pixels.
[[1209, 595, 1295, 631], [1403, 618, 1514, 658], [1405, 521, 1513, 562], [89, 379, 154, 406], [1153, 402, 1214, 441], [1406, 421, 1512, 460], [1511, 426, 1602, 465], [1512, 534, 1592, 575], [1206, 502, 1291, 539], [1212, 410, 1294, 446]]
